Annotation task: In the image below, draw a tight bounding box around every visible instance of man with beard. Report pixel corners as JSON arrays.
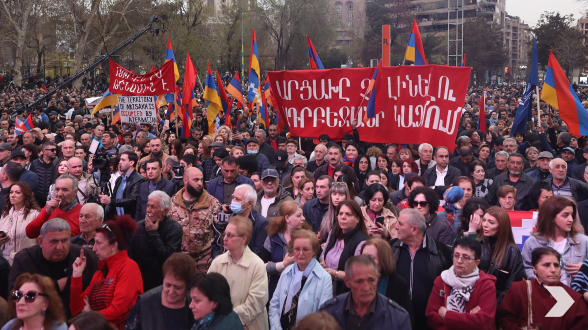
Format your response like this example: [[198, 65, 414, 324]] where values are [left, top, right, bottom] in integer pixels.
[[486, 153, 535, 209], [29, 141, 58, 207], [139, 137, 169, 165], [169, 167, 222, 273]]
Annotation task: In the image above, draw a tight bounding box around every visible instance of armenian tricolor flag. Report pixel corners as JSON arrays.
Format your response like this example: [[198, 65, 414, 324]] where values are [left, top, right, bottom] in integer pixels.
[[364, 60, 382, 121], [204, 62, 223, 135], [226, 72, 245, 109], [111, 106, 120, 125], [307, 35, 324, 70], [216, 71, 231, 129], [404, 19, 427, 65], [165, 38, 180, 82], [40, 84, 48, 93], [541, 50, 588, 136], [248, 29, 261, 105]]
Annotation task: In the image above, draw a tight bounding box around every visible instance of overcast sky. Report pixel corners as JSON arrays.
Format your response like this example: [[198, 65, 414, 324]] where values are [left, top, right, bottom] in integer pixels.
[[506, 0, 586, 27]]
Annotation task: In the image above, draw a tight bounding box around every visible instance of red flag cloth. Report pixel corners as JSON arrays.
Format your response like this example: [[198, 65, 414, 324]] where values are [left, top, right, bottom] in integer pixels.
[[109, 60, 176, 96], [181, 53, 197, 135], [268, 65, 471, 151], [478, 91, 487, 132], [150, 64, 155, 73]]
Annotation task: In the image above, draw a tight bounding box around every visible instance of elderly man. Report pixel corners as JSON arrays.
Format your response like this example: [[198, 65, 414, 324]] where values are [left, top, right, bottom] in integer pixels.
[[416, 143, 436, 176], [26, 174, 83, 238], [99, 131, 118, 156], [70, 203, 103, 249], [129, 190, 182, 291], [169, 167, 222, 273], [9, 218, 98, 317], [80, 133, 92, 152], [0, 143, 12, 167], [545, 158, 588, 202], [486, 153, 535, 209], [253, 169, 293, 219], [527, 151, 553, 181], [246, 138, 270, 172], [254, 129, 276, 165], [208, 215, 269, 330], [485, 150, 509, 180], [55, 140, 76, 165], [320, 255, 411, 330], [64, 157, 99, 204], [135, 158, 176, 221], [212, 184, 268, 258], [307, 144, 327, 172], [30, 141, 58, 207], [391, 209, 452, 330]]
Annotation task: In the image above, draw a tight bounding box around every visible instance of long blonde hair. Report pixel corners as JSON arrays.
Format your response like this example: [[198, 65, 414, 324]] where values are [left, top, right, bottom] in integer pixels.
[[319, 182, 350, 241]]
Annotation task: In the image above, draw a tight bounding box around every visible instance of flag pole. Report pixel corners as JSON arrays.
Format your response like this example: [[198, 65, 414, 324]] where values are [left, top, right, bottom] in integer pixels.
[[536, 85, 540, 129]]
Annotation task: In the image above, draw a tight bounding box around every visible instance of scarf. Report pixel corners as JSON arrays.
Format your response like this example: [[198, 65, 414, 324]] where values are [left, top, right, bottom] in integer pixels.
[[440, 266, 479, 313], [192, 312, 215, 330], [285, 258, 316, 312]]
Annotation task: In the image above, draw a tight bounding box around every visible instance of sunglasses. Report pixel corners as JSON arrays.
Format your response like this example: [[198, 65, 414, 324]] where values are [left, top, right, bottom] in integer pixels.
[[45, 149, 57, 152], [413, 201, 428, 207], [13, 290, 48, 303]]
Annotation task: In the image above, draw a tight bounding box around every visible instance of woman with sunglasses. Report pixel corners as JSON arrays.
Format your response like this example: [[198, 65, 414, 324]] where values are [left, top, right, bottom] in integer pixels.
[[6, 273, 67, 330], [69, 216, 143, 330]]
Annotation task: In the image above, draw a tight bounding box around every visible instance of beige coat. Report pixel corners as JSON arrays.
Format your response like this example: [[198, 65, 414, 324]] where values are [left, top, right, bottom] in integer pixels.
[[208, 247, 269, 330], [361, 206, 398, 239], [0, 208, 40, 264]]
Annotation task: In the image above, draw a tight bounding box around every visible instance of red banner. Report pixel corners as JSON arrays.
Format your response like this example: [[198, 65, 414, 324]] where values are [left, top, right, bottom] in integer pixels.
[[109, 59, 176, 96], [267, 65, 471, 151]]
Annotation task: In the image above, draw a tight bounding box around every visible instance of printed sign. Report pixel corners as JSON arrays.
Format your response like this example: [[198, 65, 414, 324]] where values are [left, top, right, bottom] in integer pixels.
[[117, 96, 158, 124]]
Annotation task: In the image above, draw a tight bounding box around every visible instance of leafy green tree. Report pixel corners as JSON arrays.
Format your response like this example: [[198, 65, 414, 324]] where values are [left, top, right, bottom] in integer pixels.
[[463, 17, 508, 85], [321, 48, 349, 69]]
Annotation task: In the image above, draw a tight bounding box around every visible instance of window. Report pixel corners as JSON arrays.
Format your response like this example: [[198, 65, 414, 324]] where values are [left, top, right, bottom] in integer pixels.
[[336, 4, 341, 11], [348, 12, 353, 20], [348, 3, 353, 11], [337, 13, 342, 20], [348, 20, 353, 27]]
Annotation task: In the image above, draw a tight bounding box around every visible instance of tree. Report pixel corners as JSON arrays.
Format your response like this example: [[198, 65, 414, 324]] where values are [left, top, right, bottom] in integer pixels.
[[462, 17, 509, 85], [321, 48, 349, 69], [553, 28, 588, 77], [533, 12, 576, 67], [1, 0, 36, 86], [421, 34, 446, 65]]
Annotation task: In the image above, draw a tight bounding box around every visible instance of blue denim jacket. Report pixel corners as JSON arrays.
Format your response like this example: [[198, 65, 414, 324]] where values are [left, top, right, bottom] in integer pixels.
[[521, 233, 588, 284]]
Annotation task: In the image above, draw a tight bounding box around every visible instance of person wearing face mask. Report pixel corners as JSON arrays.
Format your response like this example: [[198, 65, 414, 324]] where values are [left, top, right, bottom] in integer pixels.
[[169, 168, 222, 274], [246, 138, 270, 173], [211, 184, 268, 259], [124, 253, 197, 330]]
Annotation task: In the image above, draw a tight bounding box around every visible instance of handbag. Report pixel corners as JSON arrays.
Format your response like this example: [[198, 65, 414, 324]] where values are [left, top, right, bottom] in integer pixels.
[[521, 280, 540, 330]]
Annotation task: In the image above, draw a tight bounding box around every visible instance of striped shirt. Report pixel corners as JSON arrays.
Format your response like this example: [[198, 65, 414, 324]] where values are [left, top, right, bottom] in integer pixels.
[[552, 178, 573, 198]]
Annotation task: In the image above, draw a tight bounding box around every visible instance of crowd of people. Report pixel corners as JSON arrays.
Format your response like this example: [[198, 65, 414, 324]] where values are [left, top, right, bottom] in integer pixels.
[[1, 82, 588, 330]]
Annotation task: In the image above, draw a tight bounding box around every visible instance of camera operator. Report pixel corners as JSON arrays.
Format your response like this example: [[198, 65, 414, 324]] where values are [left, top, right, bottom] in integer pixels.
[[100, 151, 145, 219], [169, 167, 222, 273], [135, 158, 176, 222], [67, 157, 99, 205], [100, 131, 118, 156], [163, 155, 179, 181]]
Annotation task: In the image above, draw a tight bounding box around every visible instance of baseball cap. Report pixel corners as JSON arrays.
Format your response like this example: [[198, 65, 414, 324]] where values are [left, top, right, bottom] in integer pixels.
[[246, 138, 259, 145], [0, 143, 13, 151], [583, 146, 588, 153], [275, 150, 288, 167], [562, 147, 575, 154], [10, 150, 25, 160], [537, 151, 554, 159], [261, 169, 279, 180]]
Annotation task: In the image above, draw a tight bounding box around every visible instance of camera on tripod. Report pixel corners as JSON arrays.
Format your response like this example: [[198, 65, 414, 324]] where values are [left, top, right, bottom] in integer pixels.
[[172, 164, 184, 178], [92, 149, 116, 196]]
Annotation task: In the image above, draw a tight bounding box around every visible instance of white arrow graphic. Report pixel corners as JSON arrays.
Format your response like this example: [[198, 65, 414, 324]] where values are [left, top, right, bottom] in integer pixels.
[[545, 286, 575, 317]]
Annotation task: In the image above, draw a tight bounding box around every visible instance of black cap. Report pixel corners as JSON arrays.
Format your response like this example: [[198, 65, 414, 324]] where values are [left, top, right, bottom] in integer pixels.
[[10, 150, 25, 160], [341, 134, 353, 141], [275, 150, 288, 167], [49, 111, 58, 116], [246, 138, 259, 145], [319, 134, 330, 141]]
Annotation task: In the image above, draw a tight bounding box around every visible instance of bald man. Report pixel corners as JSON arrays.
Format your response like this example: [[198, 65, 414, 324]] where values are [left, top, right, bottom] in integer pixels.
[[70, 203, 104, 249], [169, 167, 223, 273], [547, 157, 588, 202], [67, 157, 99, 204]]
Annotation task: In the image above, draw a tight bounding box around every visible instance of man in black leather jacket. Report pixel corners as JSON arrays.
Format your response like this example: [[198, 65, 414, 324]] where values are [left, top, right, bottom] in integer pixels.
[[100, 151, 145, 219]]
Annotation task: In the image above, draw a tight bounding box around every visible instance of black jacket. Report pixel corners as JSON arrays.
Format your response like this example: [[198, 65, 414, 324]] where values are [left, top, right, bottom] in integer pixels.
[[29, 157, 55, 207], [478, 237, 524, 311], [107, 170, 145, 219], [134, 177, 177, 221], [302, 198, 329, 233], [124, 285, 194, 330], [486, 171, 535, 209], [259, 142, 276, 165], [0, 255, 8, 300], [448, 156, 478, 177], [315, 163, 360, 190], [211, 209, 268, 259], [9, 244, 98, 318], [383, 272, 414, 328], [571, 163, 588, 181], [128, 216, 182, 291], [543, 177, 588, 203], [390, 188, 407, 206], [423, 165, 462, 198]]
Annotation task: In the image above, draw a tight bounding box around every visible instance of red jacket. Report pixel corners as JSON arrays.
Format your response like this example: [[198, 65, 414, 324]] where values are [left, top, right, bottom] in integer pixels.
[[426, 270, 497, 330], [70, 250, 143, 330], [26, 203, 82, 238]]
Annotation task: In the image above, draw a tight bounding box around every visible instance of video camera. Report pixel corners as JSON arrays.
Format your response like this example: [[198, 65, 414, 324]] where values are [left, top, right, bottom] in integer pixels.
[[93, 149, 116, 196]]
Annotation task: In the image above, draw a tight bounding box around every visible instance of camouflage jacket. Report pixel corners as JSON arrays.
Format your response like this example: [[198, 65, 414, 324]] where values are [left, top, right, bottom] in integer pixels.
[[169, 188, 222, 273]]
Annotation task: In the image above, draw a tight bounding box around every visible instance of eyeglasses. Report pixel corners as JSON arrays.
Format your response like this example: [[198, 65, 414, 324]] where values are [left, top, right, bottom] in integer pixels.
[[12, 290, 48, 303], [452, 254, 474, 263], [45, 149, 57, 152], [293, 247, 312, 254], [413, 201, 428, 207], [224, 232, 242, 239]]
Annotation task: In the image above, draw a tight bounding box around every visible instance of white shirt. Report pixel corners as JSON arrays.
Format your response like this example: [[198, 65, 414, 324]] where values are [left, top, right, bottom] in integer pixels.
[[66, 108, 75, 120], [260, 196, 276, 218], [552, 239, 568, 285], [434, 166, 448, 186]]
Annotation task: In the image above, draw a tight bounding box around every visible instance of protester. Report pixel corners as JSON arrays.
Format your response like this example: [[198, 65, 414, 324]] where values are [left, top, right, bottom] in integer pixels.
[[319, 255, 411, 330], [522, 196, 588, 286], [0, 182, 41, 264], [68, 311, 116, 330], [9, 219, 98, 318], [70, 215, 143, 330], [499, 248, 588, 329], [101, 151, 144, 219], [408, 186, 451, 244], [320, 200, 369, 295], [254, 169, 293, 218], [135, 158, 176, 221], [268, 229, 332, 329], [294, 178, 314, 206], [124, 253, 197, 330], [318, 182, 350, 242], [208, 216, 269, 330], [5, 273, 67, 330], [360, 238, 413, 323], [361, 183, 397, 239], [478, 207, 523, 310], [524, 180, 553, 211], [302, 176, 332, 233], [424, 146, 462, 198], [456, 197, 488, 239]]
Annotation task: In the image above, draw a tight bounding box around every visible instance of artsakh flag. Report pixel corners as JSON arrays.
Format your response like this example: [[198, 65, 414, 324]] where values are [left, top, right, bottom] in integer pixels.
[[24, 114, 35, 130], [506, 210, 537, 250], [226, 72, 245, 109]]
